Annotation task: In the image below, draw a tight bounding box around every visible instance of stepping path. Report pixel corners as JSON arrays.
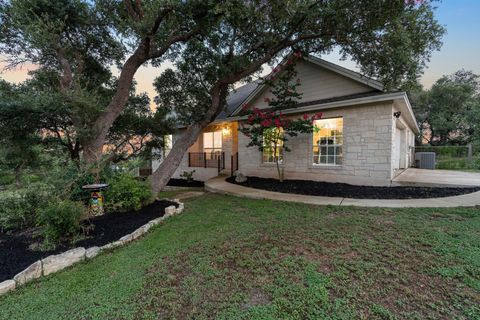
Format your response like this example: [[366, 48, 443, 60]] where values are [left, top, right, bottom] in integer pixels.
[[205, 176, 480, 208]]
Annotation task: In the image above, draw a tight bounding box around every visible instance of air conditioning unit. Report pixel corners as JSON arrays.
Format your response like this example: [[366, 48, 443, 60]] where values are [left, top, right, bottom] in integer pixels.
[[415, 152, 436, 169]]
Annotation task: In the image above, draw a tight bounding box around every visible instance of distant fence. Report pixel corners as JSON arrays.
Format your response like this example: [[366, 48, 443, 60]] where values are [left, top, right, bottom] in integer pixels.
[[414, 144, 479, 170]]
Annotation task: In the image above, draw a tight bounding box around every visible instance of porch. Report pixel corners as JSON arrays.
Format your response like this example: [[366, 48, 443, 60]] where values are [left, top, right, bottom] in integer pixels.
[[187, 151, 238, 176], [155, 121, 239, 181]]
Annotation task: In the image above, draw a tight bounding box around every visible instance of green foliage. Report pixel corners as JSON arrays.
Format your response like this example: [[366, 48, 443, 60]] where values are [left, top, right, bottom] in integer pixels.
[[0, 80, 44, 185], [0, 171, 14, 186], [412, 70, 480, 145], [1, 0, 445, 190], [37, 199, 84, 244], [104, 173, 152, 212], [369, 304, 396, 320], [0, 184, 54, 232], [179, 170, 196, 183], [154, 0, 445, 129], [415, 145, 480, 170]]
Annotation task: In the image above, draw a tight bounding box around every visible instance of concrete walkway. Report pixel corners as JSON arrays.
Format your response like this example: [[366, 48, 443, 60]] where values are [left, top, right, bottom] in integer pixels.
[[205, 176, 480, 208], [393, 168, 480, 187]]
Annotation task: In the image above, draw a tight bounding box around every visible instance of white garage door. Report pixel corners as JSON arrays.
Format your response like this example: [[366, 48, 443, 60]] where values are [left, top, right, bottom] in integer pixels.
[[393, 128, 402, 170]]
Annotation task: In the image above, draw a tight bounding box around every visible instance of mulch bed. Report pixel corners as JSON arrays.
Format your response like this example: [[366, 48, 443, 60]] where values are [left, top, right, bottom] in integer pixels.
[[167, 178, 204, 188], [226, 176, 480, 199], [0, 200, 177, 282]]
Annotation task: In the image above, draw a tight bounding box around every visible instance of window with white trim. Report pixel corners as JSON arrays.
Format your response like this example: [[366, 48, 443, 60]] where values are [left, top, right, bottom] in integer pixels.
[[313, 118, 343, 165], [203, 131, 222, 159], [262, 127, 284, 163]]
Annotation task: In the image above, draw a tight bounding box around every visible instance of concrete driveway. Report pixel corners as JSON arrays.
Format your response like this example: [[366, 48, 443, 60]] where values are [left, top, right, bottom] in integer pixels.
[[392, 168, 480, 187]]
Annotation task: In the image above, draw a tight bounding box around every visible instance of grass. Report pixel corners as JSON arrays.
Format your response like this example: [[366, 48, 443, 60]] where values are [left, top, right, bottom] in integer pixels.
[[157, 187, 203, 199], [436, 157, 480, 171], [0, 193, 479, 319]]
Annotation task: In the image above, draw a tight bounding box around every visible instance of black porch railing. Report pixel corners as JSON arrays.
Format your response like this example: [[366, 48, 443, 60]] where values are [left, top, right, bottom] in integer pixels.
[[188, 152, 225, 173]]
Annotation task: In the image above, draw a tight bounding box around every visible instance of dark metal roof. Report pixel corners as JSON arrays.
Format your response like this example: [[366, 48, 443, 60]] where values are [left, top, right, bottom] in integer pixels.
[[214, 81, 260, 121]]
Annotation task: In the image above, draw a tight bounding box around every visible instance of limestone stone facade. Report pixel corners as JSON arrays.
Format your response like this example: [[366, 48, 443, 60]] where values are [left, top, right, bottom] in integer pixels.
[[151, 56, 419, 186], [237, 102, 404, 186], [157, 100, 417, 186]]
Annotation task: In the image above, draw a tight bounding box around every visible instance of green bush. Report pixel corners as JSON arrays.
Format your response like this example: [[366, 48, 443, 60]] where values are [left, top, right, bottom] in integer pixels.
[[0, 184, 54, 232], [0, 172, 15, 186], [37, 199, 84, 243], [104, 173, 152, 212]]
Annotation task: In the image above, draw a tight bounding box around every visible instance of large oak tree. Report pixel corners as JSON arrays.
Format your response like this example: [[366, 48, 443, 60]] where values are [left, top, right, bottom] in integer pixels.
[[0, 0, 221, 163], [0, 0, 444, 193], [412, 70, 480, 145], [150, 0, 445, 193]]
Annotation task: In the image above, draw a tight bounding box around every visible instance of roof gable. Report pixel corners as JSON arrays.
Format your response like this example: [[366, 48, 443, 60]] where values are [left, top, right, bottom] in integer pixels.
[[230, 56, 384, 117]]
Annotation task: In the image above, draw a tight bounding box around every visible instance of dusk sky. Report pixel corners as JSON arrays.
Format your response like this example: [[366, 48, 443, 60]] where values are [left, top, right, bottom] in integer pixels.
[[1, 0, 479, 102]]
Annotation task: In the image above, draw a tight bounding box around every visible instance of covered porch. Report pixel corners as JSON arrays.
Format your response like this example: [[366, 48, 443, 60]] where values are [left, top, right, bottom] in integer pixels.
[[174, 121, 239, 181]]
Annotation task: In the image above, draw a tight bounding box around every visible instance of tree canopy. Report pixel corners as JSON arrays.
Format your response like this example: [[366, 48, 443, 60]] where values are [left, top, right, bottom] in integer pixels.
[[412, 70, 480, 145], [150, 0, 445, 192], [0, 0, 445, 192]]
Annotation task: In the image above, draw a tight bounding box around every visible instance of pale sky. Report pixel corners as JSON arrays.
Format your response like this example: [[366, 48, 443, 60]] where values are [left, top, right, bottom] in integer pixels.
[[1, 0, 479, 100]]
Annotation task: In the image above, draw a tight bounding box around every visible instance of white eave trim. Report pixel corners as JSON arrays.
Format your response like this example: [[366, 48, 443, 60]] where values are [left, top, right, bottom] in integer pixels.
[[398, 92, 420, 134], [227, 91, 419, 133]]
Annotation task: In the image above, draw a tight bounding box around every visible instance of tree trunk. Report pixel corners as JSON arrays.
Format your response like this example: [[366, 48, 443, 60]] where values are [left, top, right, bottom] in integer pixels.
[[81, 47, 148, 165], [151, 84, 228, 194], [149, 47, 285, 193], [276, 158, 283, 182], [81, 138, 105, 164], [151, 124, 205, 194], [14, 163, 23, 188]]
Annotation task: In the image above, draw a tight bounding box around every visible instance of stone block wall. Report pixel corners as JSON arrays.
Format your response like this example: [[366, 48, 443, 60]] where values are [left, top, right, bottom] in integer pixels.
[[237, 102, 396, 186]]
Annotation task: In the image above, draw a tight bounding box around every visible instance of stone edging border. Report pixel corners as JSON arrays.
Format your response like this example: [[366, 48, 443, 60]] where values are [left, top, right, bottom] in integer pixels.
[[0, 199, 184, 297]]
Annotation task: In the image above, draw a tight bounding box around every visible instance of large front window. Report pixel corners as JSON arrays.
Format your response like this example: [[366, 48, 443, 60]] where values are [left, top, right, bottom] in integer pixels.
[[203, 131, 222, 159], [313, 118, 343, 165], [263, 127, 284, 163]]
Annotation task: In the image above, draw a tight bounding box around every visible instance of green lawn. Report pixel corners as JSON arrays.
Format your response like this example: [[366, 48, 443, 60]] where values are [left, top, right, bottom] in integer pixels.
[[0, 193, 479, 319]]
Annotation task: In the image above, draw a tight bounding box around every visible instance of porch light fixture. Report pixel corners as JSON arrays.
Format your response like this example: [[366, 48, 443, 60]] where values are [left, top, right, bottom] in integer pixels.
[[222, 127, 231, 136], [393, 111, 401, 118]]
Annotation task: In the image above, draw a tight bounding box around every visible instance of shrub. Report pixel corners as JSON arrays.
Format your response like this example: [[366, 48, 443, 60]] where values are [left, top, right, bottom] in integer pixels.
[[0, 172, 14, 187], [104, 173, 152, 212], [37, 199, 84, 243], [41, 162, 116, 204], [0, 184, 54, 232], [180, 170, 196, 183]]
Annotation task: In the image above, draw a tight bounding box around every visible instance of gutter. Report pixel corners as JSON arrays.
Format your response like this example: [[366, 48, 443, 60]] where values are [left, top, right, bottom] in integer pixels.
[[227, 92, 407, 121]]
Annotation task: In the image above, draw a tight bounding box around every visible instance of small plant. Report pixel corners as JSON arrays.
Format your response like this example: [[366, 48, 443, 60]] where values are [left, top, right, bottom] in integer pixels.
[[104, 173, 152, 212], [37, 199, 85, 244], [180, 170, 196, 183]]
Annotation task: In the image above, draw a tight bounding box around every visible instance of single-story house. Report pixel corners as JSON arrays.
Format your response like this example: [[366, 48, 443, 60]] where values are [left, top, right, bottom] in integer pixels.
[[153, 55, 419, 186]]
